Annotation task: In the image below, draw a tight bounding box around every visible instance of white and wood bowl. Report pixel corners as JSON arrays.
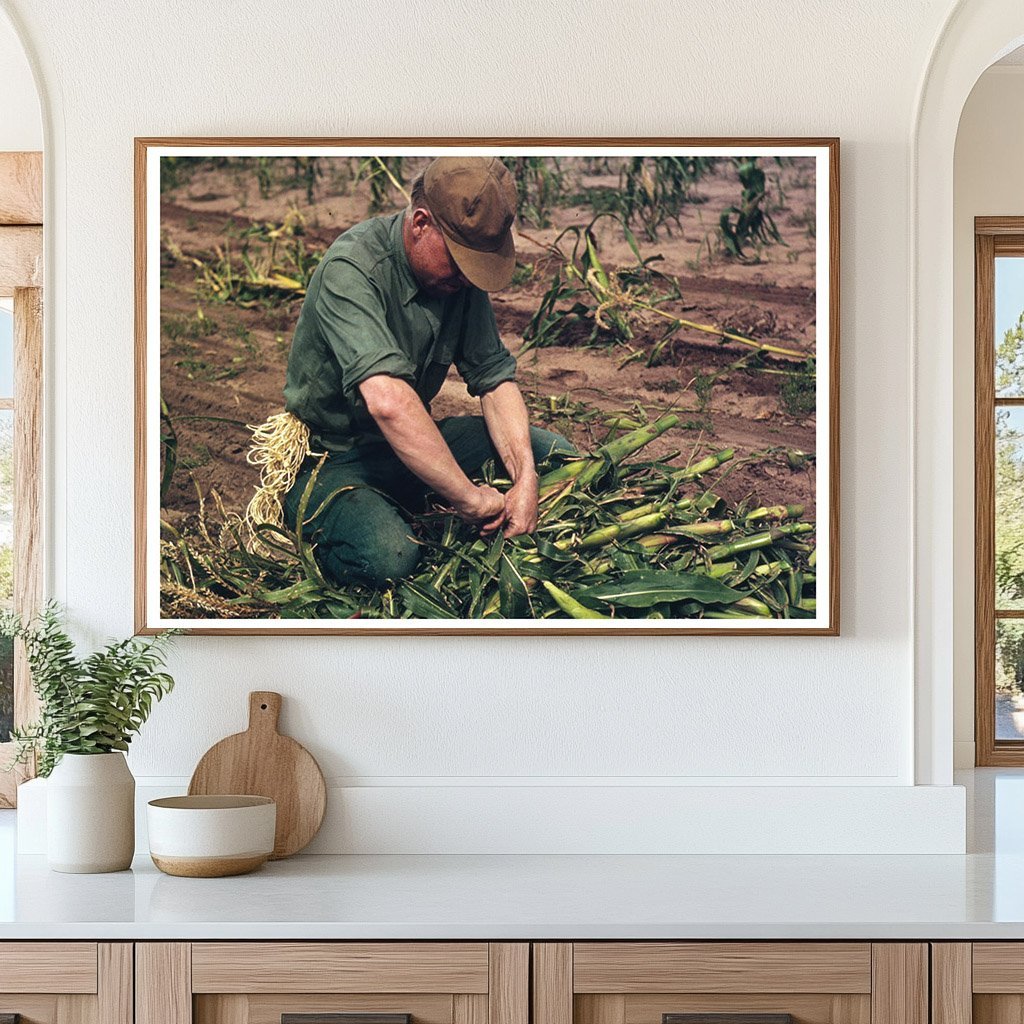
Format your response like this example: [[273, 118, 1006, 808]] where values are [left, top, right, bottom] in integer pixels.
[[147, 795, 276, 878]]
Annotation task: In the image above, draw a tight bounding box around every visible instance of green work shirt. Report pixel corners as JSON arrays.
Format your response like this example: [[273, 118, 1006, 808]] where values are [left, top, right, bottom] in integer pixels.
[[284, 210, 518, 451]]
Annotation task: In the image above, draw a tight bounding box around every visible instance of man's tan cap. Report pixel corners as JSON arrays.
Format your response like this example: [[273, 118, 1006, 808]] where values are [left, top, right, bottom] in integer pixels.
[[422, 157, 518, 292]]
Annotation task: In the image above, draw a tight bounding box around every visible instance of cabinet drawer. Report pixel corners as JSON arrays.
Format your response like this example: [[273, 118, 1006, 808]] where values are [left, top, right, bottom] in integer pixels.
[[535, 944, 924, 1024], [138, 942, 528, 1024], [0, 942, 98, 993], [973, 943, 1024, 992], [0, 942, 130, 1024], [191, 943, 491, 993], [572, 944, 872, 994]]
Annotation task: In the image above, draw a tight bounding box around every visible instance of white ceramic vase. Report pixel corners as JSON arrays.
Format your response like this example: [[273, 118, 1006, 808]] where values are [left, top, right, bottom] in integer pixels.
[[46, 752, 136, 873]]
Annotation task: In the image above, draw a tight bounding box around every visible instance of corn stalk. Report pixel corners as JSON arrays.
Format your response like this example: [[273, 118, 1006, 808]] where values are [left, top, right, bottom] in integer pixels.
[[522, 214, 811, 363], [161, 418, 818, 622]]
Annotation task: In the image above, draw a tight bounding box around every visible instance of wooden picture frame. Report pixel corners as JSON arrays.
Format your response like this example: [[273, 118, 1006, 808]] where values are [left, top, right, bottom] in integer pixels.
[[136, 138, 839, 635]]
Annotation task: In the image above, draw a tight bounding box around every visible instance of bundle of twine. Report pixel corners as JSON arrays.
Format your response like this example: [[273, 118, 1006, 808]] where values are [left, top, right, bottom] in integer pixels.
[[243, 411, 323, 554]]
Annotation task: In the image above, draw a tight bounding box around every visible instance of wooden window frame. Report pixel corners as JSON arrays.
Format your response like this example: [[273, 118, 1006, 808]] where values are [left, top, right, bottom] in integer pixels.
[[0, 151, 43, 807], [975, 217, 1024, 765]]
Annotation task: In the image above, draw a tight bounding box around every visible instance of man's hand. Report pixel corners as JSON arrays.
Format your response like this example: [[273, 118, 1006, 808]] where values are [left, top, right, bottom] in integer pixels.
[[502, 473, 539, 537], [453, 483, 507, 534]]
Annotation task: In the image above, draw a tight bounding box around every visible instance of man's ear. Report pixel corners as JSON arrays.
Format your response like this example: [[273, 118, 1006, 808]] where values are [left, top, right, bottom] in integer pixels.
[[410, 207, 433, 238]]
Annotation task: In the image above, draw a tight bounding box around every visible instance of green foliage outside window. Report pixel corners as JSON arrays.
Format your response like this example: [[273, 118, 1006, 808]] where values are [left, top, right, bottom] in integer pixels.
[[996, 312, 1024, 692]]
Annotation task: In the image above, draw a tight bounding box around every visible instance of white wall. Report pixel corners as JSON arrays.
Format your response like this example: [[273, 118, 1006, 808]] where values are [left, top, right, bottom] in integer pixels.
[[0, 7, 40, 152], [953, 66, 1024, 767], [0, 0, 973, 852]]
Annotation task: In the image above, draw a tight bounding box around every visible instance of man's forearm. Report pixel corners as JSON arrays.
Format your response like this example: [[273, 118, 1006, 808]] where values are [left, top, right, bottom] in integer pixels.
[[480, 381, 539, 537], [359, 377, 477, 505], [480, 381, 537, 484]]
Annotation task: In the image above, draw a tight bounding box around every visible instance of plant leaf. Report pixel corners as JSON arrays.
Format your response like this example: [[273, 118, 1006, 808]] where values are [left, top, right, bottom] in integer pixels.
[[574, 570, 744, 609]]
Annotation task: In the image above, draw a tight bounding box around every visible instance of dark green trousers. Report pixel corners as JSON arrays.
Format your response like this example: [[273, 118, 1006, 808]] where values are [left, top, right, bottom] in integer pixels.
[[283, 416, 574, 588]]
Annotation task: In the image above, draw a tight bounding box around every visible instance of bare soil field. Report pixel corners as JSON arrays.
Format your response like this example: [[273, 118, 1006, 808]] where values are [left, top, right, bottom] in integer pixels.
[[158, 157, 818, 531]]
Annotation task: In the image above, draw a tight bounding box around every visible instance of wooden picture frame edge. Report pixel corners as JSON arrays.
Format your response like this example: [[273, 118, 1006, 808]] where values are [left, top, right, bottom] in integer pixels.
[[134, 137, 840, 637], [134, 138, 149, 636]]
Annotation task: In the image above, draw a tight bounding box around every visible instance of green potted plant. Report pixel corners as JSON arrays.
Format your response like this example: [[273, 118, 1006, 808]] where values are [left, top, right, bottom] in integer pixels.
[[0, 603, 177, 873]]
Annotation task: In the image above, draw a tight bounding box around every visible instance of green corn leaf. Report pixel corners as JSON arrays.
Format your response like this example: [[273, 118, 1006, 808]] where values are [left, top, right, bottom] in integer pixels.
[[735, 551, 761, 585], [574, 570, 745, 609], [257, 578, 322, 605], [622, 223, 642, 262], [499, 554, 531, 619], [533, 537, 580, 563], [397, 581, 458, 619]]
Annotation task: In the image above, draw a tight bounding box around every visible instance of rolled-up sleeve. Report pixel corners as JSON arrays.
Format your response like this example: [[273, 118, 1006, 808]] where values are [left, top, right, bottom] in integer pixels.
[[315, 258, 417, 400], [455, 289, 518, 398]]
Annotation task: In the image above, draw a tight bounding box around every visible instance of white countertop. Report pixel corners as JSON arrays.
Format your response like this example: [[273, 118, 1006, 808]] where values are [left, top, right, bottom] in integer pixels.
[[1, 769, 1021, 941], [2, 845, 1024, 940]]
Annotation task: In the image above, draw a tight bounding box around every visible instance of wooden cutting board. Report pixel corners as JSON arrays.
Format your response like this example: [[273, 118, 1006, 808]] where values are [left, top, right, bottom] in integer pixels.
[[188, 691, 326, 860]]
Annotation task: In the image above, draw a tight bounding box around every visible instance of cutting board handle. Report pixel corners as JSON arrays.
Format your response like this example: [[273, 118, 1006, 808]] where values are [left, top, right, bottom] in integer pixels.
[[248, 691, 282, 734]]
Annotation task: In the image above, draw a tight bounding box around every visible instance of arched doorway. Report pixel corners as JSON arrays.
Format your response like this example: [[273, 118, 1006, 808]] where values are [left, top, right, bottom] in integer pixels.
[[913, 0, 1024, 785], [953, 45, 1024, 765]]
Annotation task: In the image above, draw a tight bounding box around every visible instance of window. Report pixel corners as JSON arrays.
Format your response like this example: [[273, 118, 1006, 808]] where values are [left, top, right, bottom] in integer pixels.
[[0, 288, 42, 806], [0, 151, 43, 806], [0, 301, 12, 744], [976, 219, 1024, 764]]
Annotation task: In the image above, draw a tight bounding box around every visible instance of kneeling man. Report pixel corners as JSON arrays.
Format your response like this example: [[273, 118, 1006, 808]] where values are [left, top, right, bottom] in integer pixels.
[[281, 156, 572, 587]]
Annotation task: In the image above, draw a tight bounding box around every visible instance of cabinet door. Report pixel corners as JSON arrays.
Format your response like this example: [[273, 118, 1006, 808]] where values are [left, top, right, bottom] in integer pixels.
[[534, 944, 927, 1024], [943, 943, 1024, 1024], [0, 942, 131, 1023], [137, 942, 528, 1024]]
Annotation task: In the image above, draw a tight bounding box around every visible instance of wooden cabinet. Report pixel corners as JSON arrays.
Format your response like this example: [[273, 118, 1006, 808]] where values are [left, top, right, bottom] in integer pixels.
[[136, 942, 528, 1024], [533, 944, 928, 1024], [0, 939, 933, 1024], [931, 943, 1024, 1024], [0, 942, 132, 1023]]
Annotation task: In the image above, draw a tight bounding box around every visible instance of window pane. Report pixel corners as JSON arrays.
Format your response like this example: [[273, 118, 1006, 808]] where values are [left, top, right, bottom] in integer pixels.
[[0, 304, 11, 398], [997, 620, 1024, 740], [0, 633, 10, 744], [996, 256, 1024, 397], [997, 407, 1024, 610], [0, 408, 10, 743]]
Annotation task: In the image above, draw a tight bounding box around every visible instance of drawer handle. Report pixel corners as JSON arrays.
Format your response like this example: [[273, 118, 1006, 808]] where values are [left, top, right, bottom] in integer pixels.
[[283, 1015, 412, 1024], [664, 1016, 794, 1024]]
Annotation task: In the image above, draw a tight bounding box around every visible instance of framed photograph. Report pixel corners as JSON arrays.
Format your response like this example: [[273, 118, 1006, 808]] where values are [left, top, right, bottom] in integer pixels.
[[136, 137, 838, 635]]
